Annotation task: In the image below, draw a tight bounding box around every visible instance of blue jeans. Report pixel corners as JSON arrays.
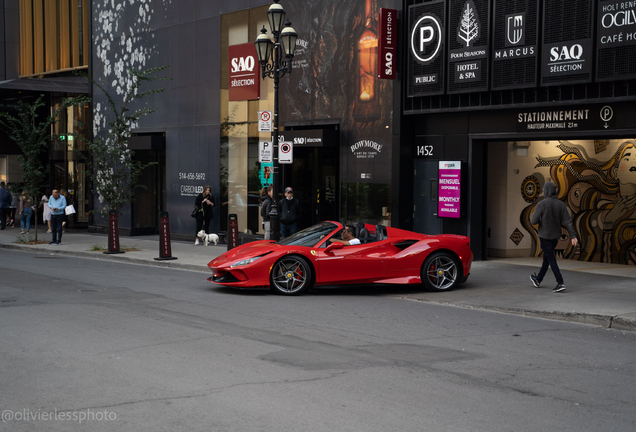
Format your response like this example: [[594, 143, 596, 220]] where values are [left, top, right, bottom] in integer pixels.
[[51, 214, 64, 242], [21, 210, 32, 231], [537, 238, 564, 285], [280, 222, 297, 239]]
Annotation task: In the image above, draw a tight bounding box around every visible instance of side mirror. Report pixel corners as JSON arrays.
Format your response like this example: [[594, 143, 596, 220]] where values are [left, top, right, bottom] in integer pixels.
[[325, 242, 344, 253]]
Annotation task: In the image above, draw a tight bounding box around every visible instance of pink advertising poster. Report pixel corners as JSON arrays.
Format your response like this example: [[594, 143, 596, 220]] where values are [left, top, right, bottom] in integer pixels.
[[438, 161, 461, 218]]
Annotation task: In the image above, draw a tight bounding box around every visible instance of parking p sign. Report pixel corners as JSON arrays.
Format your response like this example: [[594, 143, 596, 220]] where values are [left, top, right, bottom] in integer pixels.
[[278, 141, 293, 164], [259, 141, 273, 163]]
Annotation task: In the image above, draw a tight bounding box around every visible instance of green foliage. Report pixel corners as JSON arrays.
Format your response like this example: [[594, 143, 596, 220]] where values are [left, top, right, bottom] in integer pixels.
[[77, 66, 170, 217]]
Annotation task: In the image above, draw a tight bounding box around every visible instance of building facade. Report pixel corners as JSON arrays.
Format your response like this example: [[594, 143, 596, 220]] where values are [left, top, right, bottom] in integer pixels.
[[5, 0, 635, 265], [403, 0, 636, 263]]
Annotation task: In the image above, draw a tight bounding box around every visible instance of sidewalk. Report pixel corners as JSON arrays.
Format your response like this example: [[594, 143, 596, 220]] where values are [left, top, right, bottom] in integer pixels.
[[1, 225, 635, 331]]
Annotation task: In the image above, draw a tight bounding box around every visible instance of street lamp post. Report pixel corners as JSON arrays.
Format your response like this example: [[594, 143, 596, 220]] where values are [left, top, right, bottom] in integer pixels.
[[254, 0, 297, 241]]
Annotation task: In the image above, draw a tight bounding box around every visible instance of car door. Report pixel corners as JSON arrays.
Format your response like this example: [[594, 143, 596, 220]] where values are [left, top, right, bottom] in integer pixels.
[[314, 240, 389, 285]]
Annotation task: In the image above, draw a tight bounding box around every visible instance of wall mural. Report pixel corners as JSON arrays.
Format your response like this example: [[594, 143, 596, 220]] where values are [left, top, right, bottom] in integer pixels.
[[521, 140, 636, 265]]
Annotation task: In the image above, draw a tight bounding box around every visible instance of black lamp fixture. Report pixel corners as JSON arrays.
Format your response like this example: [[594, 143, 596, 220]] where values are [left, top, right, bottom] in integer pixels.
[[254, 0, 297, 241]]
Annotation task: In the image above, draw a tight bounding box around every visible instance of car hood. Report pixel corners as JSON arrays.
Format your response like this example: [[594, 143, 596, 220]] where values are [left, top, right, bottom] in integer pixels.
[[208, 240, 279, 267]]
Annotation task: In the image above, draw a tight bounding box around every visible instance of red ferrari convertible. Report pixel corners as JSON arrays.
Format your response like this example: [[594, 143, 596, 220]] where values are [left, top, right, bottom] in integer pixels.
[[207, 221, 473, 295]]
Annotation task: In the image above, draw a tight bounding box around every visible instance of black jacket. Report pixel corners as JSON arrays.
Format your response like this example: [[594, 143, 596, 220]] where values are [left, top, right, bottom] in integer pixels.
[[195, 193, 215, 220], [261, 196, 273, 221], [279, 197, 300, 225]]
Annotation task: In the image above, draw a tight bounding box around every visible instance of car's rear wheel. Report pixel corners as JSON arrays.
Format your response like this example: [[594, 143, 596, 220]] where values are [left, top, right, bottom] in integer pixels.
[[421, 252, 461, 291], [270, 255, 313, 295]]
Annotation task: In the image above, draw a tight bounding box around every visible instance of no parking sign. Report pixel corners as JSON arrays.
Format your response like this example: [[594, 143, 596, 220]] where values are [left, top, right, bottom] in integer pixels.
[[279, 141, 293, 164]]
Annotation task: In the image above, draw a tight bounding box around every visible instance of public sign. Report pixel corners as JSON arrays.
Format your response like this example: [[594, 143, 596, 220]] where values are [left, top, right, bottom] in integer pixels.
[[278, 141, 293, 164], [378, 8, 398, 79], [407, 0, 446, 96], [259, 141, 273, 163], [258, 110, 272, 132], [229, 43, 260, 101], [438, 161, 461, 218]]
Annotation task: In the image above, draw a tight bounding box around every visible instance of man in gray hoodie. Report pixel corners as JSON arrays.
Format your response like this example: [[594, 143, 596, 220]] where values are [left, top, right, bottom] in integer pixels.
[[530, 181, 578, 292]]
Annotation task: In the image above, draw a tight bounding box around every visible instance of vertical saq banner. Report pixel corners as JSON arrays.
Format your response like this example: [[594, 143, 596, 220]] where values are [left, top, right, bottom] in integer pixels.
[[229, 43, 260, 101], [438, 161, 461, 218], [377, 8, 397, 79]]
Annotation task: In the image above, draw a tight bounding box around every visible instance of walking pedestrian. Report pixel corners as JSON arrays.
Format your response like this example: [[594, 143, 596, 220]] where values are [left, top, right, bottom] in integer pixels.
[[530, 181, 578, 293], [0, 182, 11, 230], [279, 186, 300, 239], [48, 189, 67, 244]]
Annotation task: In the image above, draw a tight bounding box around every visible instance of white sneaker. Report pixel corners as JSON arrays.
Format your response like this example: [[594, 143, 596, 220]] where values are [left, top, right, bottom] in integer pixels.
[[195, 239, 200, 245]]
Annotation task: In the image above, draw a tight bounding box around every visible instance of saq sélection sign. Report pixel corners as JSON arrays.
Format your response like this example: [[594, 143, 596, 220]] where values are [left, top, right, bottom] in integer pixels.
[[229, 43, 260, 101], [438, 161, 461, 218]]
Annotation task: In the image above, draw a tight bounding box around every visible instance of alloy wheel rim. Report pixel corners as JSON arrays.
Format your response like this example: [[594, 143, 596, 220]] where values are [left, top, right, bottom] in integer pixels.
[[272, 258, 309, 293], [426, 256, 457, 290]]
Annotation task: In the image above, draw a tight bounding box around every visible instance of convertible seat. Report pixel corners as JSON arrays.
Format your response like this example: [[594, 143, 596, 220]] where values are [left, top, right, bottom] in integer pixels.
[[375, 224, 387, 241], [354, 222, 370, 243]]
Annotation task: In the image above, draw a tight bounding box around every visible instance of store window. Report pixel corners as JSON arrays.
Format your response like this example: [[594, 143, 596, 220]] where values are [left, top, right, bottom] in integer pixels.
[[50, 98, 90, 224], [220, 7, 271, 234]]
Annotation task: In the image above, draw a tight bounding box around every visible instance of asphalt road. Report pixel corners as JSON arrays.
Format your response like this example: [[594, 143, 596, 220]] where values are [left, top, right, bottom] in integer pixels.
[[1, 249, 635, 432]]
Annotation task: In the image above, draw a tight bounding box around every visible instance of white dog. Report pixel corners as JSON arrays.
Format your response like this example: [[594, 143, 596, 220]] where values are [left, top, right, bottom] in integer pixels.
[[197, 230, 219, 246]]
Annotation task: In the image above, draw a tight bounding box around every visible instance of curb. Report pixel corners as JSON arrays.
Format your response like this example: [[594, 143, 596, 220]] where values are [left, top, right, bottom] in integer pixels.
[[0, 243, 210, 273], [403, 299, 636, 332]]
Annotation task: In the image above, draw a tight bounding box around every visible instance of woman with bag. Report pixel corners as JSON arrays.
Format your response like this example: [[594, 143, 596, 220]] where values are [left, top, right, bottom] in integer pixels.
[[194, 185, 215, 245]]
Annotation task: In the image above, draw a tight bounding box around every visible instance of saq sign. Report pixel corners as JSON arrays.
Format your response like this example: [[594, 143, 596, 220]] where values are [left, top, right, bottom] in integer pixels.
[[229, 43, 260, 101]]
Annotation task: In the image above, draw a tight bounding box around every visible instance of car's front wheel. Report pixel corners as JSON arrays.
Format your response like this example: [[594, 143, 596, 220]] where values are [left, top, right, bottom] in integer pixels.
[[421, 252, 461, 291], [270, 255, 313, 295]]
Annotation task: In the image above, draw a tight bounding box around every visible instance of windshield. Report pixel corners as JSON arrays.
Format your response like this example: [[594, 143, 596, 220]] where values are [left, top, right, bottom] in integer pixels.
[[277, 222, 339, 247]]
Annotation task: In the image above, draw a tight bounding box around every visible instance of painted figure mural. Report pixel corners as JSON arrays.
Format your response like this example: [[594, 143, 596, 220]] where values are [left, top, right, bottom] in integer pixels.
[[521, 140, 636, 265]]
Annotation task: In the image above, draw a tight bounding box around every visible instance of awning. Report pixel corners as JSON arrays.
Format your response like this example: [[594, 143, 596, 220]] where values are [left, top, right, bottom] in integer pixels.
[[0, 76, 90, 94]]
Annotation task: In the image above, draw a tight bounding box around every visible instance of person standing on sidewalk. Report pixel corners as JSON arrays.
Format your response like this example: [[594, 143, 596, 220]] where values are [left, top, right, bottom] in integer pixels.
[[0, 182, 11, 230], [261, 186, 274, 240], [194, 185, 215, 245], [279, 186, 300, 239], [19, 192, 33, 234], [48, 189, 66, 244], [530, 181, 578, 293]]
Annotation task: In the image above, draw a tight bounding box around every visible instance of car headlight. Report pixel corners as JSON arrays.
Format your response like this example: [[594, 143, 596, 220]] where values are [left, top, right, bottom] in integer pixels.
[[230, 256, 263, 267]]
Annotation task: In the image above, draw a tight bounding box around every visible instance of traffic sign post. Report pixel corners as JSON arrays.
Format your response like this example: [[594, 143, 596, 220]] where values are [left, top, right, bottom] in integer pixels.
[[278, 141, 293, 164], [259, 141, 273, 163], [258, 110, 272, 132]]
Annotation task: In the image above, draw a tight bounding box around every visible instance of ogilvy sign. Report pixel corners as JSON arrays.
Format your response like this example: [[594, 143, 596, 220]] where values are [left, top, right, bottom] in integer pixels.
[[229, 43, 260, 101], [377, 8, 397, 80]]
